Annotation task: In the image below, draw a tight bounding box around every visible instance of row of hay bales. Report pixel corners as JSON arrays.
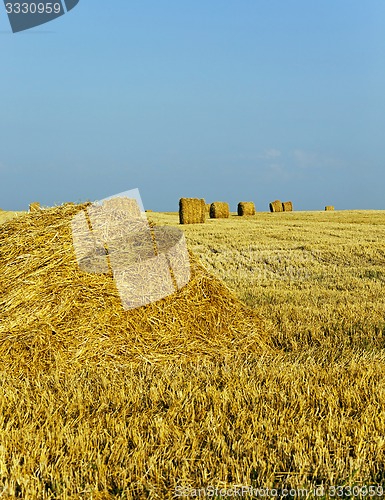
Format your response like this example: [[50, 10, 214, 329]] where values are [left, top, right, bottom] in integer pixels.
[[179, 198, 233, 224], [179, 198, 256, 224], [180, 198, 335, 224], [269, 200, 334, 212]]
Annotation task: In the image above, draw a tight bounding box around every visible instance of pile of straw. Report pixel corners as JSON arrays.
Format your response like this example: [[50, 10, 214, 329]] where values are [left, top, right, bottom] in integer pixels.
[[282, 201, 293, 212], [269, 200, 283, 213], [210, 202, 230, 219], [238, 202, 256, 216], [0, 203, 268, 373], [206, 203, 211, 213], [29, 202, 40, 212], [179, 198, 206, 224], [325, 206, 335, 211]]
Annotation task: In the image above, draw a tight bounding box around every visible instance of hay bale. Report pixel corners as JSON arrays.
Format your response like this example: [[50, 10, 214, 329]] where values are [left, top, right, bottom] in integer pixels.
[[282, 201, 293, 212], [269, 200, 283, 213], [29, 202, 41, 212], [325, 206, 335, 211], [205, 204, 211, 213], [237, 202, 256, 216], [179, 198, 206, 224], [210, 202, 230, 219]]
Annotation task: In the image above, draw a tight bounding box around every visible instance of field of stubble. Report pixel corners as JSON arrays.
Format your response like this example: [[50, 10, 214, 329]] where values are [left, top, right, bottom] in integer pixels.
[[1, 209, 385, 499]]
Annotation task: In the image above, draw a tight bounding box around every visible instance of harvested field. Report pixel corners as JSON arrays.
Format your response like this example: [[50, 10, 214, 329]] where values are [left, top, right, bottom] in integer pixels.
[[2, 207, 385, 497]]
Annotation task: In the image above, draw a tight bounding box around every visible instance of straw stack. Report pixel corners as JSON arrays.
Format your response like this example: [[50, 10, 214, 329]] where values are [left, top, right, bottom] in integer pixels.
[[238, 202, 256, 216], [0, 203, 269, 373], [179, 198, 206, 224], [210, 202, 230, 219], [325, 206, 335, 211]]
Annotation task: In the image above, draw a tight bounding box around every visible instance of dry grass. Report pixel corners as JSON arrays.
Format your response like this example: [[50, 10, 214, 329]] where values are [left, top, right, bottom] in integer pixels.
[[237, 202, 256, 216], [1, 208, 385, 497], [210, 202, 230, 219]]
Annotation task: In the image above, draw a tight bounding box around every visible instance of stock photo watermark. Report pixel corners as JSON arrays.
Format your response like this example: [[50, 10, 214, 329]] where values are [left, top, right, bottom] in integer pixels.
[[3, 0, 79, 32], [71, 189, 191, 311], [174, 484, 385, 498]]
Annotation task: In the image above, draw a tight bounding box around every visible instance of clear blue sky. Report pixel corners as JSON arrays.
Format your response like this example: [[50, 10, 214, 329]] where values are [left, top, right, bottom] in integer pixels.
[[1, 1, 384, 211]]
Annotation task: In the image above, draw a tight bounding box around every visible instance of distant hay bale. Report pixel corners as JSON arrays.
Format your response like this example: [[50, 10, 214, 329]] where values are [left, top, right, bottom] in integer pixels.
[[325, 206, 335, 211], [269, 200, 283, 213], [238, 202, 256, 216], [179, 198, 206, 224], [282, 201, 293, 212], [210, 202, 230, 219], [29, 202, 41, 212], [145, 210, 153, 213]]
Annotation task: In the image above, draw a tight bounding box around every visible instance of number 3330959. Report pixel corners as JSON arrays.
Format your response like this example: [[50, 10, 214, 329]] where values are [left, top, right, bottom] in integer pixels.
[[5, 3, 62, 14]]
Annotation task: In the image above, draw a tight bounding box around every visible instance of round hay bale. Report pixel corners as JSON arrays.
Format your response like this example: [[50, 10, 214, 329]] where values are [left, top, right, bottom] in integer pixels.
[[325, 206, 335, 211], [29, 202, 41, 212], [210, 202, 230, 219], [179, 198, 206, 224], [282, 201, 293, 212], [269, 200, 283, 213], [205, 203, 211, 213], [238, 202, 256, 216]]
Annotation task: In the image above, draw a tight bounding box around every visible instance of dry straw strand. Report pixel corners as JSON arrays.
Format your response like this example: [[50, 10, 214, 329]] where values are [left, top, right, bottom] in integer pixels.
[[325, 206, 335, 211], [238, 202, 256, 216], [269, 200, 283, 213], [210, 202, 230, 219], [282, 201, 293, 212], [29, 202, 41, 212], [179, 198, 206, 224]]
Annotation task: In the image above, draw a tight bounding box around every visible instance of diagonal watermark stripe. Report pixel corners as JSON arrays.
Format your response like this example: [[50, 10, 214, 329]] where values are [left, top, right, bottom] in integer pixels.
[[71, 189, 191, 311]]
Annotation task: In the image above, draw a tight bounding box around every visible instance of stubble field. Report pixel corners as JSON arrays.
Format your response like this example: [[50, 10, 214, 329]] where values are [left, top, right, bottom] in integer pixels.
[[1, 209, 385, 499]]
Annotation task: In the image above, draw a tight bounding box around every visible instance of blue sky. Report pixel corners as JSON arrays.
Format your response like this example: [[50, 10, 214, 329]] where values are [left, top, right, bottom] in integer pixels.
[[1, 1, 384, 211]]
